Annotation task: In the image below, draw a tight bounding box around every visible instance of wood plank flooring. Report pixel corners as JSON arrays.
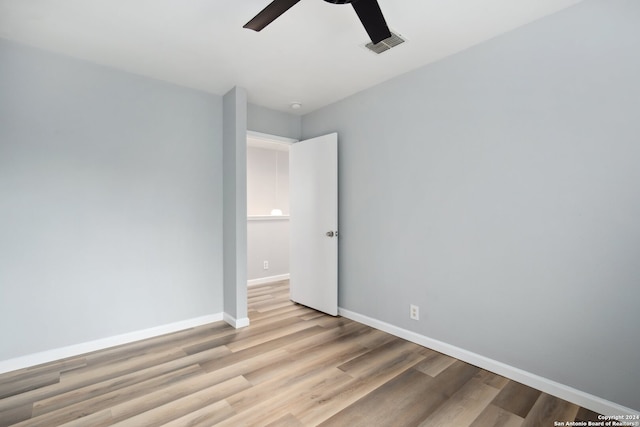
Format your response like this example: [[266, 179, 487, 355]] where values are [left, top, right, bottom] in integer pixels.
[[0, 281, 602, 426]]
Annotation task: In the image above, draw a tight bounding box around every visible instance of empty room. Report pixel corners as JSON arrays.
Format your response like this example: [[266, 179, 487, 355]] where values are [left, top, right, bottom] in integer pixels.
[[0, 0, 639, 425]]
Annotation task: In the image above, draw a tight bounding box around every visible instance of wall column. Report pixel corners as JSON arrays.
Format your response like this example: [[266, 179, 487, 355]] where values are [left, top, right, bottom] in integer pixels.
[[222, 86, 248, 327]]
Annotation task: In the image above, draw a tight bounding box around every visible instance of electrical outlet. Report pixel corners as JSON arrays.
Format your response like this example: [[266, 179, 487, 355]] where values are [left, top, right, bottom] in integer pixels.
[[410, 304, 419, 320], [263, 260, 269, 270]]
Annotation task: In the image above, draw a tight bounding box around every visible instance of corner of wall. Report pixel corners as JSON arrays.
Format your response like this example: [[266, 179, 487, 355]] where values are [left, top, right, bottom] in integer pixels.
[[222, 86, 248, 322]]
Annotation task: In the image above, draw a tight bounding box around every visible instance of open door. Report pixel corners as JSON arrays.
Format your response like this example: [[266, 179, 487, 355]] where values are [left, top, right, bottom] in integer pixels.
[[289, 133, 338, 316]]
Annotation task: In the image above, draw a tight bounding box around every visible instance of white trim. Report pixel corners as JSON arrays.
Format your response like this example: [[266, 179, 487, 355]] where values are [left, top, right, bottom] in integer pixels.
[[338, 307, 639, 417], [0, 313, 224, 375], [247, 130, 298, 145], [248, 274, 290, 287], [247, 215, 290, 221], [224, 313, 250, 329]]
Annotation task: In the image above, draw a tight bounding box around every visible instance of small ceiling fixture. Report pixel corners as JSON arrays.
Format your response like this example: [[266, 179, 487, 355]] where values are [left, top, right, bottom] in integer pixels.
[[290, 102, 302, 110]]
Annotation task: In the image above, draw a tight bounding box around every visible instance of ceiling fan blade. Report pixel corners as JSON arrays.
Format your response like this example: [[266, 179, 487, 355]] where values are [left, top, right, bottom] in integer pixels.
[[244, 0, 302, 32], [351, 0, 391, 44]]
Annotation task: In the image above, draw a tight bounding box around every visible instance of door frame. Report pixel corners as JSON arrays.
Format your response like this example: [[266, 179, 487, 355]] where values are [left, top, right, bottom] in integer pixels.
[[245, 131, 298, 288]]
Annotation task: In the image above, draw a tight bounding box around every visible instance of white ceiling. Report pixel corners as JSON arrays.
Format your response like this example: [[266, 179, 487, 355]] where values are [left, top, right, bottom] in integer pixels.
[[0, 0, 583, 114]]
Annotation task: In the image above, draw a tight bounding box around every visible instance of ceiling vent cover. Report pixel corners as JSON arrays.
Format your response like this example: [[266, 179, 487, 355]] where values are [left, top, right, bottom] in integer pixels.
[[365, 31, 405, 54]]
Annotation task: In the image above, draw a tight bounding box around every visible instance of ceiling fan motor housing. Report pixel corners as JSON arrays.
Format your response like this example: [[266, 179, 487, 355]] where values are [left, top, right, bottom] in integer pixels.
[[324, 0, 355, 4]]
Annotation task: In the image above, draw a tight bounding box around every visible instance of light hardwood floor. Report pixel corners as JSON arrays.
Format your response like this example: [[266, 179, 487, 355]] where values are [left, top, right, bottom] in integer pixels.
[[0, 281, 601, 426]]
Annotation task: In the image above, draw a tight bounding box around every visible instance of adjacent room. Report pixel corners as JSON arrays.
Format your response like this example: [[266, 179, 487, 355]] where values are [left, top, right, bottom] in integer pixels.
[[1, 0, 638, 425]]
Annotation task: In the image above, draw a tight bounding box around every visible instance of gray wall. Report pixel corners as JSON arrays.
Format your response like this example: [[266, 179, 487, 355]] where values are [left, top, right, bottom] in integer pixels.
[[302, 0, 640, 411], [247, 103, 301, 140], [0, 39, 224, 360], [247, 219, 290, 281]]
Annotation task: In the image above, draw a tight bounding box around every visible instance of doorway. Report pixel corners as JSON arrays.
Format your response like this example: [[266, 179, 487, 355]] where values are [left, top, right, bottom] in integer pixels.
[[246, 131, 296, 287]]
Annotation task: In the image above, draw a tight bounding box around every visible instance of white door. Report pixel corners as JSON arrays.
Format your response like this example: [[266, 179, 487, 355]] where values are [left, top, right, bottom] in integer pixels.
[[289, 133, 338, 316]]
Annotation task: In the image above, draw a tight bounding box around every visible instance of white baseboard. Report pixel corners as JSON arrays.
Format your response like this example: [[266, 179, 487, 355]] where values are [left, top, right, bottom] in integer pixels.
[[224, 313, 250, 329], [338, 307, 639, 417], [247, 273, 290, 287], [0, 313, 224, 375]]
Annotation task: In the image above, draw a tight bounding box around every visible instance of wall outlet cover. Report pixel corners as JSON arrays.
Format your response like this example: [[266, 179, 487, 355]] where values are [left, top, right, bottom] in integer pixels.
[[410, 304, 419, 320]]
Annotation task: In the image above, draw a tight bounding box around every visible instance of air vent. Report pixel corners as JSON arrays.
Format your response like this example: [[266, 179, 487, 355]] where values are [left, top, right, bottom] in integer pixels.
[[365, 31, 406, 54]]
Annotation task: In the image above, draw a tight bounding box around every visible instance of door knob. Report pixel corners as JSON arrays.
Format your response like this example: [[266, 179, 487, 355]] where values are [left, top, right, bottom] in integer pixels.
[[326, 231, 334, 237]]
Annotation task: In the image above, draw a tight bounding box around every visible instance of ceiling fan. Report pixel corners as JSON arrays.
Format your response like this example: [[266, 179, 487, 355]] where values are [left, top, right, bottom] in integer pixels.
[[244, 0, 392, 45]]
